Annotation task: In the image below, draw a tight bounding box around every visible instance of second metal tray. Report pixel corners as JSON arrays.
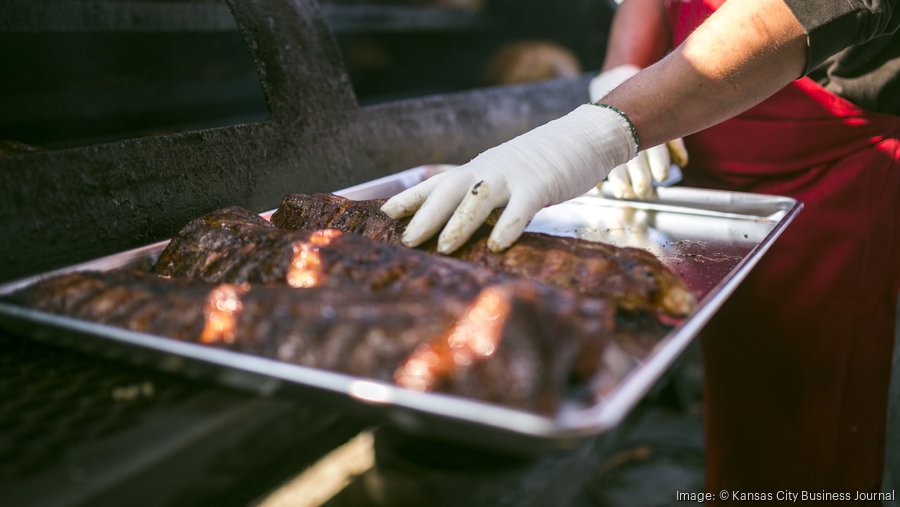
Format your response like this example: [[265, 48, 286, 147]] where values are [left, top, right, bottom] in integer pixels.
[[0, 164, 801, 453]]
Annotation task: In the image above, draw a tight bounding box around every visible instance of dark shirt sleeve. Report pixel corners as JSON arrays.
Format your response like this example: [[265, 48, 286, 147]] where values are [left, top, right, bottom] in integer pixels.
[[783, 0, 900, 73]]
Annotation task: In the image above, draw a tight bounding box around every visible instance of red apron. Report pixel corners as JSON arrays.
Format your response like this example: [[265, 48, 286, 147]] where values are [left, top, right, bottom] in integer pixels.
[[666, 0, 900, 498]]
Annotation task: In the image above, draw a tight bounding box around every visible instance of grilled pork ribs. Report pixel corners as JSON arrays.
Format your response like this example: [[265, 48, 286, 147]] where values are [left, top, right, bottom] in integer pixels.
[[154, 206, 520, 298], [271, 193, 695, 316], [8, 190, 695, 413], [8, 270, 613, 413]]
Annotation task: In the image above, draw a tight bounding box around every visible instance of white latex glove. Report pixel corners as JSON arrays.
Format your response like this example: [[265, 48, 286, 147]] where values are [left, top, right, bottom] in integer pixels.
[[381, 104, 638, 254], [590, 65, 689, 199]]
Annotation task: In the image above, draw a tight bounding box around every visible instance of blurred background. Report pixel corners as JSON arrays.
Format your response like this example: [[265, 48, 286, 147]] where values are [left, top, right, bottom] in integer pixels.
[[1, 0, 614, 151]]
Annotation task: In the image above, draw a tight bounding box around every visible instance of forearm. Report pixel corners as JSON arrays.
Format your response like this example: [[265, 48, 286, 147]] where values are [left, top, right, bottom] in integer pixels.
[[602, 0, 671, 70], [602, 0, 807, 149]]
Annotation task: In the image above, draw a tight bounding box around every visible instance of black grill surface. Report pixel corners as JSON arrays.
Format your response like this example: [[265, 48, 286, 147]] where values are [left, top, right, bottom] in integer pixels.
[[0, 333, 365, 507], [0, 336, 194, 482]]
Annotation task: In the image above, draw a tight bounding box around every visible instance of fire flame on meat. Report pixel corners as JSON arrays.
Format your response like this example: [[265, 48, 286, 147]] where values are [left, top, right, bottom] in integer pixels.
[[287, 229, 343, 288], [394, 285, 511, 391]]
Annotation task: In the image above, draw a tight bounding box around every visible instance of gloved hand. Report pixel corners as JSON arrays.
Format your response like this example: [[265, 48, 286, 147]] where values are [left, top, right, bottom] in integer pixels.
[[589, 64, 689, 199], [380, 104, 638, 254]]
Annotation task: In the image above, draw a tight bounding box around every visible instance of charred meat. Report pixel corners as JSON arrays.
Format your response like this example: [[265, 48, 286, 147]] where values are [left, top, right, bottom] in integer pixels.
[[6, 270, 614, 413], [271, 193, 695, 316], [155, 206, 553, 302]]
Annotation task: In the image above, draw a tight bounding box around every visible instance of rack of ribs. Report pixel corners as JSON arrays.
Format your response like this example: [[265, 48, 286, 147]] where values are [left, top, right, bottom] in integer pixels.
[[5, 270, 614, 413], [153, 206, 498, 293], [154, 206, 560, 301], [270, 193, 695, 317]]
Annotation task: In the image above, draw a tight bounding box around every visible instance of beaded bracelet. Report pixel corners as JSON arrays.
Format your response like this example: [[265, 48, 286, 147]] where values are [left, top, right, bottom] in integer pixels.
[[592, 102, 641, 154]]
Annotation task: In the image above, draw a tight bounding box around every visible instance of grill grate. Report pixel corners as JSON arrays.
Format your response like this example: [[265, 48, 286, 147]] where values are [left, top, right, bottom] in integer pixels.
[[0, 334, 195, 482]]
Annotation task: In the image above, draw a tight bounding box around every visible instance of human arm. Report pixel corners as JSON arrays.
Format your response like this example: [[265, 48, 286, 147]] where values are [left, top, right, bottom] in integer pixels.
[[601, 0, 671, 71], [382, 0, 807, 253], [603, 0, 807, 149], [591, 0, 686, 198]]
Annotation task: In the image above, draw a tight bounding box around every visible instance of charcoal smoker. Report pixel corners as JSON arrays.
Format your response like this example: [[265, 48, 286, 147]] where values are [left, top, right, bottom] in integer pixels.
[[0, 0, 824, 505], [0, 1, 643, 505]]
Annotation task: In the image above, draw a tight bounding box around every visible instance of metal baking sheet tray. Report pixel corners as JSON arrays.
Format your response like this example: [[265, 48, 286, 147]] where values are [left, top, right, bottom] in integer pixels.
[[0, 164, 801, 452]]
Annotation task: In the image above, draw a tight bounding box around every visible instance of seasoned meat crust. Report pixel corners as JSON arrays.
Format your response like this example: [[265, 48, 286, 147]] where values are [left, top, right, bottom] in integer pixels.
[[6, 199, 682, 414], [271, 193, 695, 316], [154, 206, 500, 296], [6, 270, 614, 413]]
